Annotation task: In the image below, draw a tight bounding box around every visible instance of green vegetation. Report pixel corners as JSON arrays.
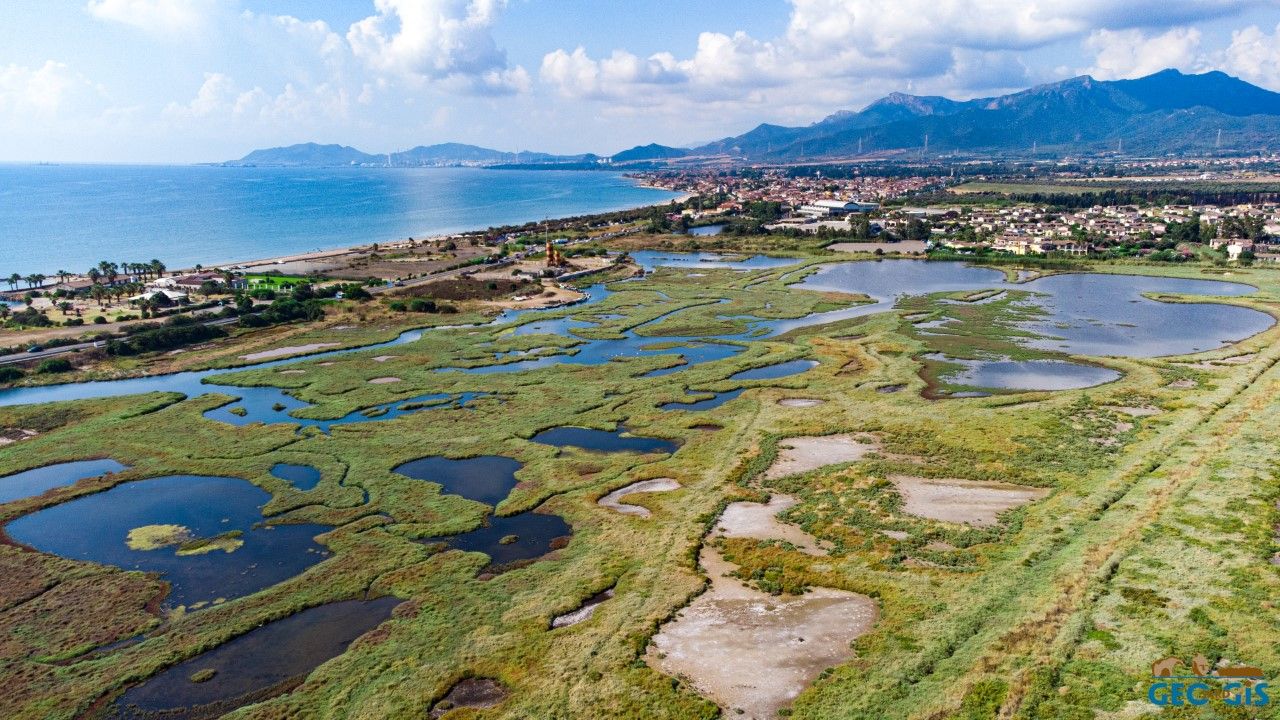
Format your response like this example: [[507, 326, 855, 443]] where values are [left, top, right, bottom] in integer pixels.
[[2, 242, 1280, 720]]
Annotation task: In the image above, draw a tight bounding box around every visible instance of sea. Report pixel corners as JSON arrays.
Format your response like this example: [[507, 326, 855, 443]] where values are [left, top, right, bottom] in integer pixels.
[[0, 164, 680, 276]]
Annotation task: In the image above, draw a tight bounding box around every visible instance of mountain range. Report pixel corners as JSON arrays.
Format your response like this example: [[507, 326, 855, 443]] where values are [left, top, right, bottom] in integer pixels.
[[226, 69, 1280, 167]]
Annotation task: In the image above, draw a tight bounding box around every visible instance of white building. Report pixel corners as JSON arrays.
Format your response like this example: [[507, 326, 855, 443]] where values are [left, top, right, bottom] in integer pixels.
[[797, 199, 880, 218]]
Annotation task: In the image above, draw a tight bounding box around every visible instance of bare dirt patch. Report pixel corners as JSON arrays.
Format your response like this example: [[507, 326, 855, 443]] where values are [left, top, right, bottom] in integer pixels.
[[551, 589, 615, 628], [239, 343, 339, 361], [649, 547, 877, 719], [715, 495, 826, 556], [777, 398, 824, 408], [372, 355, 398, 363], [0, 428, 37, 446], [1168, 379, 1198, 389], [888, 475, 1049, 526], [429, 678, 508, 718], [1105, 405, 1161, 417], [597, 478, 681, 518], [828, 240, 927, 254], [368, 377, 402, 385], [764, 434, 879, 481]]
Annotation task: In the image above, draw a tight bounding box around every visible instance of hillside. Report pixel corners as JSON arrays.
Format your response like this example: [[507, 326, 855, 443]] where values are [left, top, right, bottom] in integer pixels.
[[696, 69, 1280, 159]]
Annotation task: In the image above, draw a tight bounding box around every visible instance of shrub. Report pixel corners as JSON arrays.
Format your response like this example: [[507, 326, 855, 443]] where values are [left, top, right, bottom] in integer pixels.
[[409, 299, 437, 313], [35, 358, 73, 374], [92, 316, 107, 324], [107, 323, 228, 356], [388, 301, 408, 312], [0, 367, 24, 383]]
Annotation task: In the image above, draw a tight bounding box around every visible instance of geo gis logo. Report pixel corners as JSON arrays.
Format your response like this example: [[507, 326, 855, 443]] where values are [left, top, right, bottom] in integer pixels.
[[1149, 654, 1269, 708]]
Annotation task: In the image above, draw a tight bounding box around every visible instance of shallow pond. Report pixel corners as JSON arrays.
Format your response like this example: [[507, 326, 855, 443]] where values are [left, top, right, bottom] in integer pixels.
[[270, 463, 321, 491], [111, 596, 400, 719], [792, 260, 1272, 355], [659, 388, 745, 411], [932, 355, 1123, 392], [685, 224, 726, 236], [393, 455, 523, 506], [422, 511, 572, 567], [730, 359, 818, 381], [631, 250, 797, 272], [532, 426, 679, 454], [6, 475, 328, 607], [0, 458, 128, 504]]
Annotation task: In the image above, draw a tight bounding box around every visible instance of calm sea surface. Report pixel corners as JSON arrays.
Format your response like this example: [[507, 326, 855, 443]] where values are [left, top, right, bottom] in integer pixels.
[[0, 164, 679, 276]]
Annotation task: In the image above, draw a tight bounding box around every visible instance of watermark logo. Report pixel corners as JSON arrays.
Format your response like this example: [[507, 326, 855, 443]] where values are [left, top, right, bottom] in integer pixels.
[[1148, 654, 1269, 708]]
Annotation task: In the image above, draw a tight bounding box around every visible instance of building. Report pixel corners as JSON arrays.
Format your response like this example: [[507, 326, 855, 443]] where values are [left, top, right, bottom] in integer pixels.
[[797, 199, 880, 218]]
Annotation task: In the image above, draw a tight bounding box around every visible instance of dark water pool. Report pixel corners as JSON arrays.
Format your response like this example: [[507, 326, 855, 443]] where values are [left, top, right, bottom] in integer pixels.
[[0, 458, 128, 504], [110, 596, 400, 719], [659, 388, 746, 411], [422, 511, 572, 566], [393, 455, 523, 506], [934, 356, 1123, 392], [6, 475, 328, 607], [730, 359, 818, 381], [270, 464, 322, 491], [532, 426, 678, 454]]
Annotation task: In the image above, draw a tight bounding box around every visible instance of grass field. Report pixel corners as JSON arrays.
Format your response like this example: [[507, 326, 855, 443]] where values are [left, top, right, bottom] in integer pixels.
[[3, 240, 1280, 719]]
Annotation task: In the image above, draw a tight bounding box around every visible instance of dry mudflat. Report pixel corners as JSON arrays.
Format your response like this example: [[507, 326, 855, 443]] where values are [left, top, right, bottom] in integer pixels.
[[777, 398, 824, 408], [649, 547, 877, 720], [888, 474, 1049, 526], [764, 434, 880, 481], [597, 478, 681, 518], [715, 495, 826, 556], [239, 343, 339, 361]]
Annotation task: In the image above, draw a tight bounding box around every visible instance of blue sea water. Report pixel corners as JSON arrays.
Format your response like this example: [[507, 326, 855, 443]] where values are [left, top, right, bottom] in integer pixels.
[[0, 164, 679, 276]]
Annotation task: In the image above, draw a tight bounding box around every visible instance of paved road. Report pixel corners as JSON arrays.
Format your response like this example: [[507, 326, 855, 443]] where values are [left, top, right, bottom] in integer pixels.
[[0, 317, 238, 366]]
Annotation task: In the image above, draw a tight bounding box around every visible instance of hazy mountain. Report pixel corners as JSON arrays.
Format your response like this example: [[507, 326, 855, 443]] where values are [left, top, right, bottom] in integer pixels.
[[231, 143, 378, 167], [390, 143, 561, 166], [695, 69, 1280, 159], [610, 143, 690, 162], [229, 70, 1280, 167]]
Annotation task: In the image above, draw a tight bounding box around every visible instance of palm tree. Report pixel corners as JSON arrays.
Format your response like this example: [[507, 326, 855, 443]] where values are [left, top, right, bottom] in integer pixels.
[[6, 273, 19, 291], [151, 259, 165, 279], [90, 285, 106, 307], [24, 274, 38, 289], [56, 270, 69, 287], [0, 304, 10, 323], [87, 268, 101, 285], [31, 273, 45, 289]]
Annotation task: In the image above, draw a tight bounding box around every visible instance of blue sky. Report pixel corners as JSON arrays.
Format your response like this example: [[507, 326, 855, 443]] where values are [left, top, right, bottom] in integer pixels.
[[0, 0, 1277, 162]]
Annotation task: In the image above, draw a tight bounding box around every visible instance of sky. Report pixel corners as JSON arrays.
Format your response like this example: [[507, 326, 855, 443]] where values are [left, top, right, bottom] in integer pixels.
[[0, 0, 1278, 163]]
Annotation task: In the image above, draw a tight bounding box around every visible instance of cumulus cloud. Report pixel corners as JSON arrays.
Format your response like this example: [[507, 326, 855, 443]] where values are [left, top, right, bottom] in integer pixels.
[[85, 0, 221, 35], [347, 0, 528, 93], [1219, 23, 1280, 89], [0, 61, 105, 119], [1084, 27, 1205, 79], [541, 0, 1266, 107]]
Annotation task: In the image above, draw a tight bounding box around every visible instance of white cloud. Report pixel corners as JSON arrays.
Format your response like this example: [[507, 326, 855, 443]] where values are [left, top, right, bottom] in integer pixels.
[[347, 0, 527, 93], [1219, 23, 1280, 89], [1084, 27, 1204, 79], [540, 0, 1266, 108], [162, 72, 352, 124], [0, 61, 105, 119], [86, 0, 221, 36]]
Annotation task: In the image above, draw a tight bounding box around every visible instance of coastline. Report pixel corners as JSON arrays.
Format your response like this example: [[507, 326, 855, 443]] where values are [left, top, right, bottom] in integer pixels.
[[3, 178, 683, 286]]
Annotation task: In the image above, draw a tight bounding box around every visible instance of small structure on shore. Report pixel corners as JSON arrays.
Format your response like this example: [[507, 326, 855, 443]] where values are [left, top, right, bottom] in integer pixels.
[[545, 238, 567, 268]]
